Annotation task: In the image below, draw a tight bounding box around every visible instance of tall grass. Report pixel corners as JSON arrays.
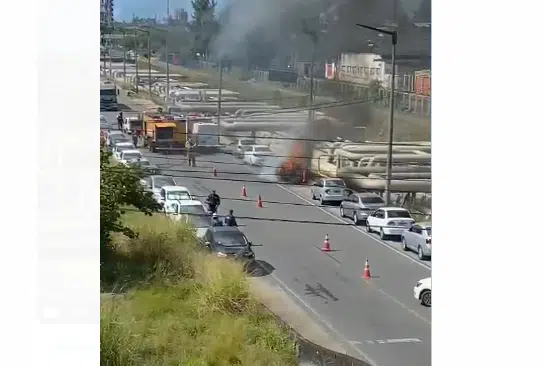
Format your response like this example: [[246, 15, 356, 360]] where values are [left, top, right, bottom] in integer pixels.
[[101, 212, 297, 366]]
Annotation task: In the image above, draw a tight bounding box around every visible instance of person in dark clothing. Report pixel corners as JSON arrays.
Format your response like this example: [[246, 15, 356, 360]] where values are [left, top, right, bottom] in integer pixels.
[[211, 213, 223, 226], [132, 133, 138, 147], [117, 112, 123, 130], [224, 209, 238, 227], [186, 137, 196, 167], [206, 190, 221, 213]]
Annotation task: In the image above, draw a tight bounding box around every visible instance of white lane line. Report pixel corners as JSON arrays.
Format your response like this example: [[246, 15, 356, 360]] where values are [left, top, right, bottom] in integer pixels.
[[364, 338, 422, 345], [235, 159, 430, 270]]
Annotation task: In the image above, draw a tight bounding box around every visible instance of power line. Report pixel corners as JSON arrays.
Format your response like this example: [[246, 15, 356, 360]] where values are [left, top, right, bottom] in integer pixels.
[[120, 205, 428, 224], [103, 166, 430, 181], [103, 166, 431, 184]]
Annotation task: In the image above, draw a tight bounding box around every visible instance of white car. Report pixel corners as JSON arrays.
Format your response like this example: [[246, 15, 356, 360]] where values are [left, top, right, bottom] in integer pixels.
[[157, 185, 193, 204], [105, 130, 125, 146], [244, 145, 274, 165], [112, 142, 136, 160], [119, 149, 144, 165], [365, 207, 415, 240], [413, 277, 431, 307], [164, 199, 210, 238]]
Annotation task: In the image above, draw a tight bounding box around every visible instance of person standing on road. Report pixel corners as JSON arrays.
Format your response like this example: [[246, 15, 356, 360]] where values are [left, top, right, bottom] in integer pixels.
[[186, 137, 196, 167], [132, 133, 138, 148], [117, 112, 123, 130]]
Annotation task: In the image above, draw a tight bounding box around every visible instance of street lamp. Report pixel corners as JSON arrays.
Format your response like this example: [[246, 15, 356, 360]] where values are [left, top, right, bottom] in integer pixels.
[[356, 23, 398, 205], [127, 27, 153, 97]]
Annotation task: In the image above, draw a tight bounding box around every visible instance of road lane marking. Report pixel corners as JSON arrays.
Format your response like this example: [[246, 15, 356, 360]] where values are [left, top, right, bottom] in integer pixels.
[[363, 338, 422, 345], [364, 282, 431, 325]]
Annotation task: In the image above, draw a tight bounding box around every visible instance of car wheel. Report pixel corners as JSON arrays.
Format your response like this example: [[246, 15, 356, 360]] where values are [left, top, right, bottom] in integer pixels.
[[418, 246, 425, 260], [311, 190, 316, 200], [401, 238, 409, 251], [379, 228, 386, 240], [420, 290, 431, 307], [366, 220, 372, 232], [340, 206, 345, 217], [353, 212, 359, 225]]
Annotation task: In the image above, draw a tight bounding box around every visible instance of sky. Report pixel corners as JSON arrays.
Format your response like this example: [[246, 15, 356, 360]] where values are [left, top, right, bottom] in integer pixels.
[[114, 0, 228, 21]]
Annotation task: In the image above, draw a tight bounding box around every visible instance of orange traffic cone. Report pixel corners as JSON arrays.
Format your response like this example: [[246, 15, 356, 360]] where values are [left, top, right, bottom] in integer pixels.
[[241, 185, 247, 197], [362, 259, 372, 280], [257, 195, 264, 208], [321, 234, 331, 252], [213, 166, 217, 177]]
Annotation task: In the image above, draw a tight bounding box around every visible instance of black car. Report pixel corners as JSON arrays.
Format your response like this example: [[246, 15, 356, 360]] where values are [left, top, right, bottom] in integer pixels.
[[202, 226, 255, 268]]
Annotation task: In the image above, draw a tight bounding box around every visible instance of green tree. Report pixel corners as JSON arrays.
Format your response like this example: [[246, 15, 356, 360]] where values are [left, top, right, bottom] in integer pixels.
[[191, 0, 219, 59], [100, 148, 162, 259]]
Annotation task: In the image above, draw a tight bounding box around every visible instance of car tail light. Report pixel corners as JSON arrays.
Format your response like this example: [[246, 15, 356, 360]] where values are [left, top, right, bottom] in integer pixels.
[[325, 189, 331, 194]]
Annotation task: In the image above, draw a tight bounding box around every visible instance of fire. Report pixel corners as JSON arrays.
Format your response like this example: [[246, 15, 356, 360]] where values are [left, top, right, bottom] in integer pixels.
[[277, 142, 309, 184]]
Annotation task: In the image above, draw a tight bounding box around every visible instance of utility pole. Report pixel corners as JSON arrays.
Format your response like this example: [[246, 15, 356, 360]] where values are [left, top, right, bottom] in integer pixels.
[[356, 23, 398, 205], [122, 31, 127, 83], [108, 35, 113, 80], [166, 0, 170, 103], [147, 32, 152, 96], [134, 32, 139, 93], [217, 59, 223, 139], [308, 46, 315, 139]]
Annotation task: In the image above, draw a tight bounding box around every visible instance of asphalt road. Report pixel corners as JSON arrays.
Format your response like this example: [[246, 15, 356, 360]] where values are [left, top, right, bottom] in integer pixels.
[[103, 97, 431, 366]]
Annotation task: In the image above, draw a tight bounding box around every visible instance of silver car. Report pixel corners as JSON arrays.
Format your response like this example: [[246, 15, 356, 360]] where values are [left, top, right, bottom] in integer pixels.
[[140, 175, 177, 200], [340, 193, 385, 225], [401, 222, 432, 260], [310, 178, 350, 205]]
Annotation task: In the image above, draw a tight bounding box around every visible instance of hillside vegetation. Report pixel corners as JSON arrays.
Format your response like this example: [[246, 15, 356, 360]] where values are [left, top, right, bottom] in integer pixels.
[[100, 149, 297, 365]]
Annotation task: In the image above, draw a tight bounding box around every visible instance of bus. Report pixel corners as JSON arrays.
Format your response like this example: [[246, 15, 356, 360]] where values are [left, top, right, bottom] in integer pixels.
[[100, 82, 118, 111]]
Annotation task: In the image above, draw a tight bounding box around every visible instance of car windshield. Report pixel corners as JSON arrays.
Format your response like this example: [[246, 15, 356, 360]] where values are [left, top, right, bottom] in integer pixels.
[[214, 231, 248, 247], [240, 139, 254, 145], [167, 191, 191, 200], [136, 160, 151, 166], [153, 177, 176, 188], [117, 145, 132, 152], [325, 179, 346, 187], [254, 146, 272, 153], [388, 210, 411, 218], [123, 152, 141, 160], [361, 196, 384, 204]]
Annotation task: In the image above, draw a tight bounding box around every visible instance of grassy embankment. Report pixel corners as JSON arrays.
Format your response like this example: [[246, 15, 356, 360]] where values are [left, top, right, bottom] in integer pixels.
[[101, 211, 297, 366]]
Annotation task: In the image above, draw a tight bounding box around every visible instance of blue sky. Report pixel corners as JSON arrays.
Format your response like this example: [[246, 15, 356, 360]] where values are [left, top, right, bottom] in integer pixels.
[[114, 0, 228, 21]]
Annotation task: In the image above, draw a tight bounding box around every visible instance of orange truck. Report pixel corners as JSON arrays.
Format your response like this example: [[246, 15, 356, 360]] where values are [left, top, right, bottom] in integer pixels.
[[141, 109, 190, 153]]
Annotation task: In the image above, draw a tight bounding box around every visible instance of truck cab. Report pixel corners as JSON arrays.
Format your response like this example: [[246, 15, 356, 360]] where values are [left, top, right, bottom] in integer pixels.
[[141, 110, 189, 153]]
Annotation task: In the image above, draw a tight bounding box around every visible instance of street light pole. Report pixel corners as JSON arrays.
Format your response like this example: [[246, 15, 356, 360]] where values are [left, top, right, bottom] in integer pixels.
[[356, 23, 398, 205]]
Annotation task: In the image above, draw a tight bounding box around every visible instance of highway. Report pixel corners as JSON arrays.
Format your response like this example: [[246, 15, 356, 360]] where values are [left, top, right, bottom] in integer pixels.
[[103, 95, 431, 366]]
